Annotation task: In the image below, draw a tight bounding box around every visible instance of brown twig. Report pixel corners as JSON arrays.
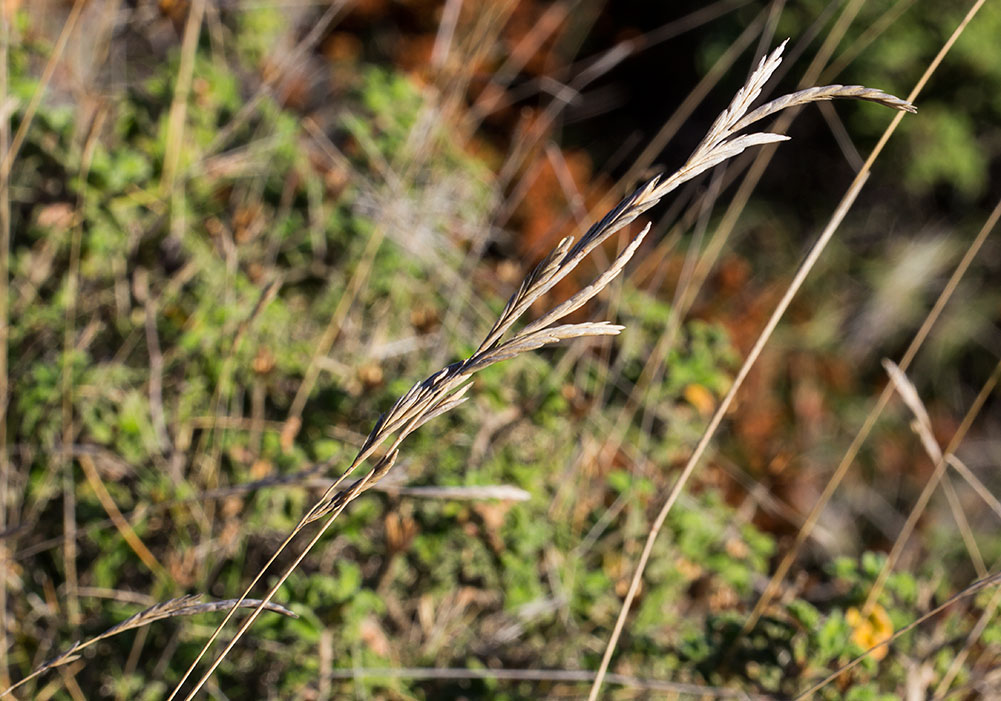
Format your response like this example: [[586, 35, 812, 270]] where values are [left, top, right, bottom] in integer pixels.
[[77, 454, 169, 582]]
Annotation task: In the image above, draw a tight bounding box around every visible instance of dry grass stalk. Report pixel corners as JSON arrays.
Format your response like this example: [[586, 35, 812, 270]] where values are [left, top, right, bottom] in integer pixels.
[[0, 8, 10, 692], [883, 359, 997, 696], [786, 354, 1001, 697], [858, 357, 1001, 619], [734, 0, 989, 648], [0, 0, 86, 188], [740, 192, 1001, 648], [0, 596, 296, 697], [159, 38, 916, 698]]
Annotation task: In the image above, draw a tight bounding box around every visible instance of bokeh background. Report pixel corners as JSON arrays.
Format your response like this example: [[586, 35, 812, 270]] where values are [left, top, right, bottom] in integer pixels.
[[2, 0, 1000, 698]]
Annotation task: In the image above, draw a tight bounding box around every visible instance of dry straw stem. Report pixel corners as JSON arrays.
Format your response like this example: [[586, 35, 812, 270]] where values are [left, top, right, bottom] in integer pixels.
[[885, 358, 988, 570], [588, 38, 916, 696], [936, 582, 1001, 697], [77, 453, 169, 582], [60, 102, 107, 628], [882, 359, 1000, 697], [0, 596, 296, 698], [772, 315, 1001, 697], [0, 0, 85, 190], [0, 7, 11, 692], [171, 40, 913, 699], [857, 355, 1001, 621], [735, 0, 989, 647]]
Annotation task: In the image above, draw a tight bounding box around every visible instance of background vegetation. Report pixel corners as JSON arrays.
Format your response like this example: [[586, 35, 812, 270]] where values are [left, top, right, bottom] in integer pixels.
[[2, 0, 1000, 698]]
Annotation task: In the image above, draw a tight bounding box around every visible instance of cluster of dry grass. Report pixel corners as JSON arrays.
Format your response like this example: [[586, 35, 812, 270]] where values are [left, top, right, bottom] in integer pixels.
[[2, 1, 1001, 699]]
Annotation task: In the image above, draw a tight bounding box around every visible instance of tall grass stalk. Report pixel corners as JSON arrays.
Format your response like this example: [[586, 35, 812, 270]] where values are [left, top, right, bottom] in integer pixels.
[[0, 8, 10, 692], [167, 40, 914, 699], [735, 0, 989, 653], [591, 5, 989, 696]]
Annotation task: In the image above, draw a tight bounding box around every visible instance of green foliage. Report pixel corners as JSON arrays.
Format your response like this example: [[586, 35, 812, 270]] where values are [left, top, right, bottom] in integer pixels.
[[904, 106, 987, 196], [7, 5, 997, 701]]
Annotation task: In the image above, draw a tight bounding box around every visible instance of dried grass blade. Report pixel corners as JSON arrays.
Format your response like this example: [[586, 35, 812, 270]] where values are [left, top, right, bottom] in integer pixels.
[[1, 596, 295, 698], [733, 84, 916, 133], [522, 223, 652, 336], [477, 322, 624, 367], [682, 132, 790, 182], [702, 38, 788, 148]]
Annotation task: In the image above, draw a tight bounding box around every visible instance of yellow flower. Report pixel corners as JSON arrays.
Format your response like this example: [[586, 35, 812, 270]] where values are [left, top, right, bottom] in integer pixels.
[[845, 605, 894, 661]]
